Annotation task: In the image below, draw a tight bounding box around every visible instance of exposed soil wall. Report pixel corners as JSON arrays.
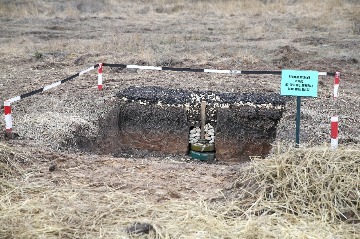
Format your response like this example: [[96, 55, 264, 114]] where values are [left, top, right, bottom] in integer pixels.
[[97, 102, 189, 156], [216, 107, 283, 162]]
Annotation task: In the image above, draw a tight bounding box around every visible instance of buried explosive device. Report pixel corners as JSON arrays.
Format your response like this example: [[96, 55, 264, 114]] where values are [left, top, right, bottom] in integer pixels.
[[96, 86, 287, 162]]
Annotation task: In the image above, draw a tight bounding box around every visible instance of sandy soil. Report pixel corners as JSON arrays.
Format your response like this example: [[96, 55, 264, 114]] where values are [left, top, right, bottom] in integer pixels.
[[1, 0, 360, 203]]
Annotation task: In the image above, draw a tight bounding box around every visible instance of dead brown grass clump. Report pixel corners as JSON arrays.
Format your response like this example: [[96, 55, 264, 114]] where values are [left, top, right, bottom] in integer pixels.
[[234, 145, 360, 223], [0, 143, 28, 192]]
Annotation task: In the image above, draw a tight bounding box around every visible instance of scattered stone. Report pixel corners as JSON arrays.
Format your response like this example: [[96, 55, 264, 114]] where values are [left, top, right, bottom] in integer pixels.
[[189, 123, 216, 144]]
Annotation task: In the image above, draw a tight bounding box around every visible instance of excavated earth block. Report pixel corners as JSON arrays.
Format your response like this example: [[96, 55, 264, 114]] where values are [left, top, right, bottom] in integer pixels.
[[97, 86, 287, 162], [216, 107, 282, 162], [117, 103, 189, 155], [96, 103, 188, 156]]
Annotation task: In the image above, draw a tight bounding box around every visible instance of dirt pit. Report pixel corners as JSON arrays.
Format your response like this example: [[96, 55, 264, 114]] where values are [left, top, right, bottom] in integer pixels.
[[94, 86, 287, 162]]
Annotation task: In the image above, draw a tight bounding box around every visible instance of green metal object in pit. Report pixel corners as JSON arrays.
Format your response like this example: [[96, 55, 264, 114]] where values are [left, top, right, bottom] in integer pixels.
[[191, 143, 215, 152], [189, 150, 215, 161]]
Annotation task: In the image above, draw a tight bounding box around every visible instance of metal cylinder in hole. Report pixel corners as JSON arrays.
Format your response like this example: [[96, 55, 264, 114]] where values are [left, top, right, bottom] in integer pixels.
[[200, 100, 206, 140]]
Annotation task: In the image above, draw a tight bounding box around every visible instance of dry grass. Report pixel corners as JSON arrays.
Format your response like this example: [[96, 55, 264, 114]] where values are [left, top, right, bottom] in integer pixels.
[[0, 143, 29, 192], [1, 144, 359, 238], [1, 188, 358, 238], [1, 0, 359, 67], [1, 0, 358, 21], [233, 144, 360, 223]]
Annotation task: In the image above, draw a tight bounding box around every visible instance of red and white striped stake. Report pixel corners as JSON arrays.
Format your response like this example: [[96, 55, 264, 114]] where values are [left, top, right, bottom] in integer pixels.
[[331, 116, 338, 149], [4, 101, 12, 132], [331, 72, 340, 149], [98, 63, 103, 90]]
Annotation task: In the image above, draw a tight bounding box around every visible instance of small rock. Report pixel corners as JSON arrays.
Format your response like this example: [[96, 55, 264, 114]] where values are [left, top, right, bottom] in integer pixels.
[[49, 164, 56, 172], [126, 222, 154, 235]]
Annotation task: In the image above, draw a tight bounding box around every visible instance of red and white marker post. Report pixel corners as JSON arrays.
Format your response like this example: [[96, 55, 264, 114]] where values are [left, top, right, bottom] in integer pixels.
[[98, 63, 103, 90], [331, 116, 338, 149], [331, 72, 340, 149], [4, 101, 12, 132]]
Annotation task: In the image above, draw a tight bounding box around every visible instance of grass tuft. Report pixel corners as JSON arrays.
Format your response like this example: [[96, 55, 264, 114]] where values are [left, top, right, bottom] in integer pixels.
[[233, 145, 360, 223], [0, 143, 29, 192]]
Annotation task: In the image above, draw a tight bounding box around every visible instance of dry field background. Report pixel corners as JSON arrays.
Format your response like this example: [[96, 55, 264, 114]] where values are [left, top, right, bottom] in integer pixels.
[[0, 0, 359, 238]]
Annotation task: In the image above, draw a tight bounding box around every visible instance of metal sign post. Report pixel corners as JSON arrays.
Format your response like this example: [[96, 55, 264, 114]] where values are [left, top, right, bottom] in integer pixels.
[[281, 70, 319, 147], [295, 96, 301, 147]]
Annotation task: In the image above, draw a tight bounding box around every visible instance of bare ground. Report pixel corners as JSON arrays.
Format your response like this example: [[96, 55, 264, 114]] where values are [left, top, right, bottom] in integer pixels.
[[5, 139, 238, 202]]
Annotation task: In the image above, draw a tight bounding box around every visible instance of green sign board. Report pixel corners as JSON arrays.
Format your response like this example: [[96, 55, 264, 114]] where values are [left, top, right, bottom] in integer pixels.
[[281, 70, 319, 97]]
